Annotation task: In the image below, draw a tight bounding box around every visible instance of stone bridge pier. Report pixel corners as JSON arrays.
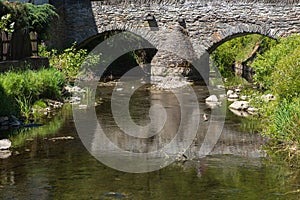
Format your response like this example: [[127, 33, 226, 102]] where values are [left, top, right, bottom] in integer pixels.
[[150, 25, 209, 88]]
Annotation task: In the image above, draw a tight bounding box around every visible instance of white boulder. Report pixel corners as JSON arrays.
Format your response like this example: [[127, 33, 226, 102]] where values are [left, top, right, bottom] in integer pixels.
[[229, 101, 249, 110], [0, 139, 12, 150], [205, 95, 218, 102]]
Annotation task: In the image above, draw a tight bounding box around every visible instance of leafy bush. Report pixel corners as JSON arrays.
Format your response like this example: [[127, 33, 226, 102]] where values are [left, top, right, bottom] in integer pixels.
[[0, 68, 65, 102], [40, 44, 89, 81], [0, 2, 57, 36], [0, 84, 16, 116], [211, 34, 275, 78], [264, 99, 300, 145], [251, 35, 300, 90], [271, 46, 300, 100]]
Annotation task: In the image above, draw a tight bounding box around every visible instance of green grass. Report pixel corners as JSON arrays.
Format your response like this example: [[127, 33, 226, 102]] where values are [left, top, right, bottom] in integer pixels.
[[0, 67, 65, 118]]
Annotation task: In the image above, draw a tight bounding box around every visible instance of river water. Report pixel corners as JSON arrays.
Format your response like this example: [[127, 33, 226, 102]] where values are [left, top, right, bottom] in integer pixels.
[[1, 84, 300, 200]]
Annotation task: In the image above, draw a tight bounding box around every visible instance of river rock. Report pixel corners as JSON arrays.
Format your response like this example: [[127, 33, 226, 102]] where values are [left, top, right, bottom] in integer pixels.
[[229, 108, 250, 117], [219, 94, 227, 100], [65, 85, 85, 93], [240, 95, 248, 100], [216, 85, 225, 89], [206, 101, 222, 109], [228, 93, 239, 100], [229, 101, 249, 110], [0, 139, 12, 150], [226, 90, 234, 96], [205, 95, 218, 102], [0, 150, 12, 159], [9, 115, 22, 127], [247, 107, 258, 114], [235, 88, 241, 94], [262, 94, 276, 102]]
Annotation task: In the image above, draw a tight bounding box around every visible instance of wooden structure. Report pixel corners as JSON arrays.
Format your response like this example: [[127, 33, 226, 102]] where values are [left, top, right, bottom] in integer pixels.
[[0, 31, 38, 61], [0, 31, 48, 72]]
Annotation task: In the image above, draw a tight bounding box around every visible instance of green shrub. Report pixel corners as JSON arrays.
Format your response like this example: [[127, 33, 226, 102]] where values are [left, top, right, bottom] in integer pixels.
[[43, 44, 88, 81], [0, 84, 17, 116], [264, 98, 300, 145], [211, 34, 275, 78], [0, 2, 57, 38], [0, 68, 65, 118], [251, 35, 300, 89], [0, 68, 65, 102], [271, 46, 300, 100]]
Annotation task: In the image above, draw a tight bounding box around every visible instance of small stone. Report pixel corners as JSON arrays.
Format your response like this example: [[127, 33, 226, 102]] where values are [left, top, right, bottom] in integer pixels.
[[235, 88, 241, 94], [205, 95, 218, 102], [0, 150, 12, 159], [219, 94, 227, 99], [229, 101, 249, 110], [228, 93, 239, 99], [262, 94, 276, 102], [229, 108, 250, 117], [79, 104, 88, 109], [226, 90, 234, 96], [240, 95, 247, 100], [216, 85, 225, 89], [247, 107, 258, 114]]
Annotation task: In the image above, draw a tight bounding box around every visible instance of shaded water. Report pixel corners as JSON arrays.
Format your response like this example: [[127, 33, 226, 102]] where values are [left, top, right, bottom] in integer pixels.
[[1, 85, 300, 199]]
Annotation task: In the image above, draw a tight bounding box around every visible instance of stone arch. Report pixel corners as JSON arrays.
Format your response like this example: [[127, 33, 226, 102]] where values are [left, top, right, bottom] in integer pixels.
[[77, 24, 160, 51], [77, 24, 159, 80], [203, 24, 280, 54]]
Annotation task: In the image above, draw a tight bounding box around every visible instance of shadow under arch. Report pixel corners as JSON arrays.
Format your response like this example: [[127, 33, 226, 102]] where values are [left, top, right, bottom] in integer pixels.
[[77, 29, 158, 81]]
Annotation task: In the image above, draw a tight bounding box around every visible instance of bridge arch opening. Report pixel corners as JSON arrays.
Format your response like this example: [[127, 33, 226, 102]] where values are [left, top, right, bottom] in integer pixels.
[[208, 32, 277, 81], [207, 32, 277, 54], [77, 30, 158, 81]]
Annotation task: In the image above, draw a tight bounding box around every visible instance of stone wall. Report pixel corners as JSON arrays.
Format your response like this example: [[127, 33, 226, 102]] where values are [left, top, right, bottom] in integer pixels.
[[49, 0, 300, 87], [90, 1, 300, 55], [48, 0, 98, 49]]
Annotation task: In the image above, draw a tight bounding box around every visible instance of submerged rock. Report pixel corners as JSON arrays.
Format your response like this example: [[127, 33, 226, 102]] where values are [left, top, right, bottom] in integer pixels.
[[9, 115, 22, 127], [101, 192, 125, 199], [205, 95, 221, 109], [48, 136, 74, 142]]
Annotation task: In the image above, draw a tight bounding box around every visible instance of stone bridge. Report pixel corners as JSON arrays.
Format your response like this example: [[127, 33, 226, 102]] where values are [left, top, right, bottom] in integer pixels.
[[49, 0, 300, 85]]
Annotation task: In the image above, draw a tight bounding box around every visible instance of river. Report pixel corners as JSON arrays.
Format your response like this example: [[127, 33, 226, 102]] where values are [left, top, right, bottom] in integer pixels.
[[1, 84, 300, 200]]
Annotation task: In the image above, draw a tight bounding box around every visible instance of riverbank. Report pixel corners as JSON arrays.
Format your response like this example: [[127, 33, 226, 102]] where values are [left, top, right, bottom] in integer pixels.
[[212, 34, 300, 165]]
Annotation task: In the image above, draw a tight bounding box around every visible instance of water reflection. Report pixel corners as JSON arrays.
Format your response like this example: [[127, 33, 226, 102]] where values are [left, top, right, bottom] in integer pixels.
[[2, 85, 298, 199], [93, 85, 265, 161]]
